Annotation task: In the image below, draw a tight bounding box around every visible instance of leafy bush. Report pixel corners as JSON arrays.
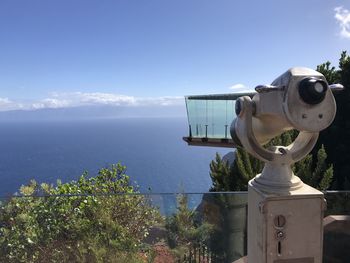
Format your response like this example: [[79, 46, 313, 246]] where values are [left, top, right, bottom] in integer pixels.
[[165, 194, 214, 260], [316, 51, 350, 189], [0, 164, 160, 263], [210, 131, 333, 191]]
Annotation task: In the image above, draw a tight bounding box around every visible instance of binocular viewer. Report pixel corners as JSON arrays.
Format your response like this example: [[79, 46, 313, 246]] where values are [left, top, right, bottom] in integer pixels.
[[184, 67, 343, 151], [184, 67, 343, 191], [231, 67, 341, 148]]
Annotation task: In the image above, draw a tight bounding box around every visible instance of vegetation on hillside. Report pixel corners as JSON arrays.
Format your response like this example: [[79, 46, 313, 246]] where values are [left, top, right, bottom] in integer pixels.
[[316, 51, 350, 189], [165, 194, 215, 261], [210, 131, 333, 192], [0, 164, 160, 263]]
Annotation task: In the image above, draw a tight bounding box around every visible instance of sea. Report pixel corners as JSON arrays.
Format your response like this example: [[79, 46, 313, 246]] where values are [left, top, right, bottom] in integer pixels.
[[0, 117, 228, 196]]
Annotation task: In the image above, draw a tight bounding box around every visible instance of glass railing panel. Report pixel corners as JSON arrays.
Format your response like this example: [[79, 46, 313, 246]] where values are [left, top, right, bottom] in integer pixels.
[[323, 191, 350, 263], [324, 191, 350, 216], [0, 192, 247, 263], [0, 191, 349, 262], [186, 98, 236, 139]]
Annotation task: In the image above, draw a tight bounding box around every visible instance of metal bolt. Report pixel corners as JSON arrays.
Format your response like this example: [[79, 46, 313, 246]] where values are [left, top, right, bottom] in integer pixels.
[[276, 231, 285, 239]]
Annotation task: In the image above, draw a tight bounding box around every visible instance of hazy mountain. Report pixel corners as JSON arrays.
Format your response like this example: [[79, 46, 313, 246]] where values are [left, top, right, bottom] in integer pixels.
[[0, 105, 187, 121]]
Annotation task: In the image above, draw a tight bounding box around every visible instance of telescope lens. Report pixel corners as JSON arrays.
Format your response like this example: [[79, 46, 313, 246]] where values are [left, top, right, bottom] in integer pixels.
[[314, 82, 324, 93], [298, 77, 327, 105]]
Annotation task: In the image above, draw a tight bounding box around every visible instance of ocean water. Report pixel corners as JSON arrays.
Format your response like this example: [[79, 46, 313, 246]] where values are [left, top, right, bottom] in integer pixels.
[[0, 117, 228, 196]]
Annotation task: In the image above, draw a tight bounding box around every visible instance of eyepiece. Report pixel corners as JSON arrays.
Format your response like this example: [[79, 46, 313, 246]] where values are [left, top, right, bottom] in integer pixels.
[[298, 77, 327, 105], [235, 100, 242, 116]]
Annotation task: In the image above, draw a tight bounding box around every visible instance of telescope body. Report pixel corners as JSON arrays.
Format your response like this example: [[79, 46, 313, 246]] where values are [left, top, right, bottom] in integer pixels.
[[233, 67, 336, 146]]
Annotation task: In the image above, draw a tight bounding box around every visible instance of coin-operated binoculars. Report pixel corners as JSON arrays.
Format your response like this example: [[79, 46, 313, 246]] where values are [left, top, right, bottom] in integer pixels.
[[183, 67, 343, 263]]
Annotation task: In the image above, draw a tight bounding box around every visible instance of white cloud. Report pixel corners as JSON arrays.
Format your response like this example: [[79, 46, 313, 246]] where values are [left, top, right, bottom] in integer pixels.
[[31, 98, 70, 110], [48, 92, 183, 107], [73, 92, 136, 106], [0, 92, 184, 112], [0, 98, 13, 106], [335, 6, 350, 38], [136, 96, 183, 106], [229, 83, 253, 93], [0, 97, 25, 111]]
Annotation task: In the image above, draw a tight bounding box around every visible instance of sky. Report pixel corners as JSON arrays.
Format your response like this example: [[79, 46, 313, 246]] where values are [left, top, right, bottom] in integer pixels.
[[0, 0, 349, 113]]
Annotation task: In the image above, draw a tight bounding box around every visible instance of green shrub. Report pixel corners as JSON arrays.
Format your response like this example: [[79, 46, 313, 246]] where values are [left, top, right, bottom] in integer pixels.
[[165, 194, 214, 260], [0, 164, 160, 263]]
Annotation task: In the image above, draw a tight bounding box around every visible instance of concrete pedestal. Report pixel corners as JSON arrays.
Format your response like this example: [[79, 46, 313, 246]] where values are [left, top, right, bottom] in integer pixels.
[[247, 179, 325, 263]]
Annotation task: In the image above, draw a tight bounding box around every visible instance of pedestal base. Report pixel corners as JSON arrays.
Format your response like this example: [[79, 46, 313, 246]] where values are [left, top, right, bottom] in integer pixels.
[[248, 180, 325, 263]]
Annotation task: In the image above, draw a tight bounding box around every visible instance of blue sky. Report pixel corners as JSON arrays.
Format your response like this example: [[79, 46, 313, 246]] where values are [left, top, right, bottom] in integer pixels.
[[0, 0, 349, 112]]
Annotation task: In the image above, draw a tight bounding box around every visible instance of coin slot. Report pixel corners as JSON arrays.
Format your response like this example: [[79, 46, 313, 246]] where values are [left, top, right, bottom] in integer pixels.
[[278, 241, 282, 256], [274, 215, 286, 228]]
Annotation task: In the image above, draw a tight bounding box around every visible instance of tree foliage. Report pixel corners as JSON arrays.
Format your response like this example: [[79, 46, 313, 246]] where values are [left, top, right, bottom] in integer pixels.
[[210, 131, 333, 191], [165, 194, 214, 260], [0, 164, 160, 263], [316, 51, 350, 189]]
